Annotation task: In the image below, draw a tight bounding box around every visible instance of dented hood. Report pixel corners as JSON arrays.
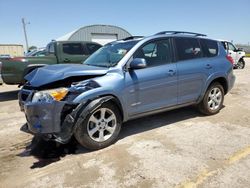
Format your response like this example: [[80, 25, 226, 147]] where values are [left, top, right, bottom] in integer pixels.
[[25, 64, 108, 87]]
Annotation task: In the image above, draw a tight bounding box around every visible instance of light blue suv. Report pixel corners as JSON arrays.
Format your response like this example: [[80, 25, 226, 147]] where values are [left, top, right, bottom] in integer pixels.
[[19, 31, 235, 150]]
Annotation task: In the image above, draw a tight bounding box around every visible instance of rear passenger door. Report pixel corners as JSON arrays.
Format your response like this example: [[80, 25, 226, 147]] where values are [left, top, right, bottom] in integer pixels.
[[125, 38, 178, 115], [174, 37, 209, 104], [59, 43, 89, 64]]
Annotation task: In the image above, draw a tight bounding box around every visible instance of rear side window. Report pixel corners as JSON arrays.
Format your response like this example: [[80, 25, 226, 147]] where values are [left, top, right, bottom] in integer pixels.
[[63, 43, 87, 55], [200, 39, 218, 57], [86, 43, 102, 54], [175, 38, 202, 61]]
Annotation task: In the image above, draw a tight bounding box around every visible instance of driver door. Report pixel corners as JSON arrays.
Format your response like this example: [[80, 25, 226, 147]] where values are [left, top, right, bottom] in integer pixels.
[[124, 39, 178, 117]]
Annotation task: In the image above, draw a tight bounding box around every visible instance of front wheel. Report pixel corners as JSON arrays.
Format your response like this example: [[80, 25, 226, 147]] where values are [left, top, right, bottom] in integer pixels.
[[237, 59, 245, 69], [198, 82, 224, 115], [74, 102, 122, 150]]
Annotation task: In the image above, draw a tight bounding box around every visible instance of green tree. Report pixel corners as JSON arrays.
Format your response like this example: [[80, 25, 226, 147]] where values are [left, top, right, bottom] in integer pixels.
[[28, 46, 37, 52]]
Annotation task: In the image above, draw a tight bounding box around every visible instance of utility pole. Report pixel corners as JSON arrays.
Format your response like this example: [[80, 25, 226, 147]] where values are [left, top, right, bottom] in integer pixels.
[[22, 18, 30, 52]]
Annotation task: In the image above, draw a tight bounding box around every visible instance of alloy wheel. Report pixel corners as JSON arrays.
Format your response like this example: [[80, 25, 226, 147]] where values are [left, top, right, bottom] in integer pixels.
[[87, 108, 117, 142], [207, 87, 222, 111]]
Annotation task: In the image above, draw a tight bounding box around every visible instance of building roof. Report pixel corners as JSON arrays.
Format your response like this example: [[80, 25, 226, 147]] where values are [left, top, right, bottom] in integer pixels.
[[56, 24, 131, 41]]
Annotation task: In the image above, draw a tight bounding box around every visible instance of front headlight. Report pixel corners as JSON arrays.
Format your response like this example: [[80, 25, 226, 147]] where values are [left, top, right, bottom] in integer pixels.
[[32, 88, 68, 103]]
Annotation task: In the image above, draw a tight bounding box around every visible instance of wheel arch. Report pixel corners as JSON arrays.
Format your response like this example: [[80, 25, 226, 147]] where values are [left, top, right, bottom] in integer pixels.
[[198, 76, 228, 103], [209, 77, 228, 94], [98, 94, 124, 121], [239, 56, 245, 62]]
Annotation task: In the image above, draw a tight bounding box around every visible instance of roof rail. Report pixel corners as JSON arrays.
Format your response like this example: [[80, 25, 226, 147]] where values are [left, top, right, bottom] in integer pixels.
[[155, 31, 207, 37], [122, 36, 144, 41]]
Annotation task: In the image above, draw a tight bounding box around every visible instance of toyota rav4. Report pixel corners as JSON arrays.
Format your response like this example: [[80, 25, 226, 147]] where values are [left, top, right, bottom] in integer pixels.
[[19, 31, 235, 150]]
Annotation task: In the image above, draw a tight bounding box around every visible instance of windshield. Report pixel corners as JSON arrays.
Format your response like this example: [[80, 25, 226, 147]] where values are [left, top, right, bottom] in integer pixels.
[[83, 41, 139, 67]]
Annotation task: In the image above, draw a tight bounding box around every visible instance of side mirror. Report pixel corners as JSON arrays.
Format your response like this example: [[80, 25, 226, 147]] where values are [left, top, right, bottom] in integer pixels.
[[130, 58, 147, 69]]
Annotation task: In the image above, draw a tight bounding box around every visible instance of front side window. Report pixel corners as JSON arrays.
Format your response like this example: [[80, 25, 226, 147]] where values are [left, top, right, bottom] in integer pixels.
[[134, 39, 172, 67], [63, 43, 86, 55], [228, 43, 236, 51], [84, 41, 139, 67], [175, 38, 202, 61]]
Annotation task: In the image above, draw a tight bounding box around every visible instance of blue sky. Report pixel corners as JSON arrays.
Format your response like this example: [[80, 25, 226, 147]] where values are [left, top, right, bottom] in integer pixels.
[[0, 0, 249, 48]]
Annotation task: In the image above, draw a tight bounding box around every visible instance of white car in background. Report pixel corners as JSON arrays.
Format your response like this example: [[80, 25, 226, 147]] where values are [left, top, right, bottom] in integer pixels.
[[25, 48, 46, 57], [219, 40, 246, 69]]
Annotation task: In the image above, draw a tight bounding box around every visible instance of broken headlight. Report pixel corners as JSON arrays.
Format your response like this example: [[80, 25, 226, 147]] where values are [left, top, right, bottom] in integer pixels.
[[70, 80, 100, 93], [32, 88, 68, 103]]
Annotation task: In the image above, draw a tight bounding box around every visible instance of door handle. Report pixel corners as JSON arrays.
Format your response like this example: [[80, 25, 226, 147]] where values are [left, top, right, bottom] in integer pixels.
[[206, 64, 212, 69], [168, 69, 176, 76], [64, 58, 70, 63]]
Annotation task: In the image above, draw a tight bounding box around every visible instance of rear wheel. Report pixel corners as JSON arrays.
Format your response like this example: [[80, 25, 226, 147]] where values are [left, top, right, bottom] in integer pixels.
[[237, 59, 245, 69], [198, 82, 224, 115], [74, 102, 122, 150]]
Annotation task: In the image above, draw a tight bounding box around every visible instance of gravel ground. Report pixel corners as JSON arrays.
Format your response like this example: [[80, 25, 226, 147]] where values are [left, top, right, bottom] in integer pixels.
[[0, 59, 250, 188]]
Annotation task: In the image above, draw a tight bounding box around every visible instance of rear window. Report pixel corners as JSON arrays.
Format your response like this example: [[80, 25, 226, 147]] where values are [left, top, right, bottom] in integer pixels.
[[46, 42, 55, 54], [175, 38, 202, 61], [63, 43, 87, 55], [200, 39, 218, 57]]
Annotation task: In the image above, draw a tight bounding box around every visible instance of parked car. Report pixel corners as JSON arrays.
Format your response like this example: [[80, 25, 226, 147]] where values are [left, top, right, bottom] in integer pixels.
[[19, 31, 235, 150], [25, 48, 46, 57], [219, 40, 246, 69], [0, 41, 102, 85], [0, 54, 12, 59]]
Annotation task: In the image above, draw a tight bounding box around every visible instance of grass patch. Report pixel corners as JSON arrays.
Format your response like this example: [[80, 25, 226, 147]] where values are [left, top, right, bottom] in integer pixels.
[[246, 54, 250, 57]]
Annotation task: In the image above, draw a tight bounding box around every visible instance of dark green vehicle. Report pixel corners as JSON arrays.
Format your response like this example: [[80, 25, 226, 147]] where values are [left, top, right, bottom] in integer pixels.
[[0, 41, 102, 85]]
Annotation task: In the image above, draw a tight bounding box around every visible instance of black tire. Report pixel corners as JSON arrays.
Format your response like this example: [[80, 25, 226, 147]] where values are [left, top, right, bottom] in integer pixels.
[[198, 82, 224, 115], [237, 59, 245, 69], [74, 102, 122, 150]]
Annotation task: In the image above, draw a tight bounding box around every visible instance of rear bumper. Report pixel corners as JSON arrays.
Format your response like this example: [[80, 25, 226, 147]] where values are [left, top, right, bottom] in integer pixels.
[[227, 71, 236, 92]]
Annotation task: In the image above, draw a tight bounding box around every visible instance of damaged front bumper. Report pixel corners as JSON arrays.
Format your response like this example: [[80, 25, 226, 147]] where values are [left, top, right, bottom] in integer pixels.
[[19, 88, 80, 143], [24, 100, 66, 134], [21, 99, 79, 143]]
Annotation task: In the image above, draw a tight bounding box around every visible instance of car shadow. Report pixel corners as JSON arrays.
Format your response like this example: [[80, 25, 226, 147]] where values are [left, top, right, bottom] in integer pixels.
[[0, 90, 19, 102], [120, 106, 200, 139], [17, 106, 201, 169]]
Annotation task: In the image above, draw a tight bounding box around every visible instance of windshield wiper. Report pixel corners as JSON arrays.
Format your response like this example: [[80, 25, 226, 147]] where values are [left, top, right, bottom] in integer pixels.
[[85, 63, 109, 68]]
